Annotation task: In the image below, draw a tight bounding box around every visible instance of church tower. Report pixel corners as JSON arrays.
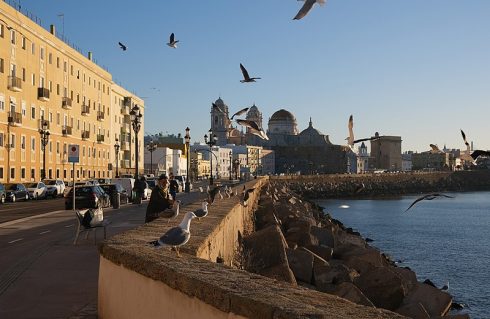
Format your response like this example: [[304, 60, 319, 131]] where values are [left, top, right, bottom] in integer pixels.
[[245, 103, 263, 131], [210, 97, 231, 146]]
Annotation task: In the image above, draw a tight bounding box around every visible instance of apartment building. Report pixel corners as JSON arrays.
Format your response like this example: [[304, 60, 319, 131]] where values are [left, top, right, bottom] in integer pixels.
[[0, 2, 144, 182]]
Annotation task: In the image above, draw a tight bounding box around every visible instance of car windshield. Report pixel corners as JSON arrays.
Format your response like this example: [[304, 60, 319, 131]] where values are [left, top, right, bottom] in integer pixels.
[[25, 183, 39, 188], [44, 180, 57, 185], [73, 187, 93, 196]]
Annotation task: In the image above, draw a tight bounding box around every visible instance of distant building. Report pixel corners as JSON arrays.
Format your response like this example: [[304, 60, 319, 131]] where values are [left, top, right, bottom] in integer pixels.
[[370, 133, 402, 171], [411, 152, 453, 171], [356, 142, 369, 173], [402, 152, 413, 172]]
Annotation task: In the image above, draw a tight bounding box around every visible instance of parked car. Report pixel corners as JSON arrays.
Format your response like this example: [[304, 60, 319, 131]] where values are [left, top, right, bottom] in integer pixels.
[[43, 179, 66, 198], [25, 182, 47, 199], [99, 184, 130, 205], [65, 185, 111, 210], [0, 183, 6, 204], [174, 175, 192, 191], [4, 183, 30, 202], [97, 178, 111, 185], [111, 178, 135, 201]]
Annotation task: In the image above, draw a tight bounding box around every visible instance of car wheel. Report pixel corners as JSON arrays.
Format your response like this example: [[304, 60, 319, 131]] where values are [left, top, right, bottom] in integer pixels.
[[25, 193, 29, 201], [1, 195, 5, 204], [12, 195, 16, 203]]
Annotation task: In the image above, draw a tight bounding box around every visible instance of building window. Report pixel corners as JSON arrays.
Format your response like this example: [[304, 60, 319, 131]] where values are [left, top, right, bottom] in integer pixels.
[[31, 73, 35, 86], [31, 137, 35, 151], [31, 42, 35, 55], [21, 168, 26, 179], [56, 84, 60, 95], [22, 68, 25, 81], [56, 113, 60, 125], [31, 169, 35, 179], [0, 58, 4, 73], [0, 24, 3, 38], [21, 36, 26, 49], [0, 167, 3, 179], [56, 169, 60, 179], [40, 47, 45, 60], [0, 133, 4, 147], [10, 134, 15, 148], [10, 168, 15, 179], [10, 29, 16, 44], [48, 53, 52, 64], [56, 57, 60, 68], [0, 95, 4, 111], [63, 61, 67, 72], [31, 105, 36, 119], [21, 136, 26, 149]]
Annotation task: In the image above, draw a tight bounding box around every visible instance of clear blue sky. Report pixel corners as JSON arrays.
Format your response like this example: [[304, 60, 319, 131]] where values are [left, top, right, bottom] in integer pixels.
[[16, 0, 490, 152]]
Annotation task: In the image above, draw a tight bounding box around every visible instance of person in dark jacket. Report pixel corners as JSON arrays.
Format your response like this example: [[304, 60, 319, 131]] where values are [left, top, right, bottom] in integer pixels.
[[168, 172, 179, 200], [145, 174, 173, 223]]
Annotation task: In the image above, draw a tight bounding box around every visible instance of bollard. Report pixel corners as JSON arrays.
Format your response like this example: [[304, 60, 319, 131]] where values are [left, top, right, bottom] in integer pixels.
[[112, 192, 121, 209]]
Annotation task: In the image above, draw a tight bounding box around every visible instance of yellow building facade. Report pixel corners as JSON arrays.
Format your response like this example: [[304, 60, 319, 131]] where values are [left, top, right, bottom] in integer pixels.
[[0, 2, 144, 183]]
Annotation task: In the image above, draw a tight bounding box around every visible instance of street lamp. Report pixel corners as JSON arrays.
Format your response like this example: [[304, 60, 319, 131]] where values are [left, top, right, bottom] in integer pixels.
[[114, 138, 120, 178], [204, 130, 218, 185], [184, 127, 191, 193], [129, 105, 142, 179], [147, 140, 157, 175], [229, 150, 232, 180], [39, 119, 50, 180]]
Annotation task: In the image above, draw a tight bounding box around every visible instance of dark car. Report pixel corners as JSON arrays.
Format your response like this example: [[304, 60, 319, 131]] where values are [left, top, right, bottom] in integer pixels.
[[65, 185, 110, 210], [0, 183, 6, 204], [4, 183, 30, 202], [99, 184, 130, 206]]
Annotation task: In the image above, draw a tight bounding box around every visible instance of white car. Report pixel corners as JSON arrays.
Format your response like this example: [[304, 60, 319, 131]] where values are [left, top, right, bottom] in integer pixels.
[[25, 182, 47, 200], [43, 179, 66, 198]]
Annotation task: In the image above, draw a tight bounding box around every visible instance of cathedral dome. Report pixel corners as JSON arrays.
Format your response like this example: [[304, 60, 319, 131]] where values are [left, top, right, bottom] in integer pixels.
[[299, 118, 322, 136], [268, 109, 298, 135], [270, 109, 296, 122]]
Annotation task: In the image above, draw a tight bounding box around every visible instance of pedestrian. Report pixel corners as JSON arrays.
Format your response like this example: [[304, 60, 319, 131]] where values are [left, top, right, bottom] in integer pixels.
[[134, 176, 147, 204], [168, 172, 179, 201], [145, 174, 174, 223]]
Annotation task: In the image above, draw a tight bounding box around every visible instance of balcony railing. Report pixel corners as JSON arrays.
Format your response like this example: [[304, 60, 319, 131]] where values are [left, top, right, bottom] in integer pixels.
[[8, 76, 22, 92], [62, 97, 72, 109], [82, 131, 90, 140], [8, 111, 22, 126], [62, 126, 72, 136], [97, 111, 105, 121], [81, 105, 90, 116], [97, 134, 105, 143], [38, 87, 50, 101]]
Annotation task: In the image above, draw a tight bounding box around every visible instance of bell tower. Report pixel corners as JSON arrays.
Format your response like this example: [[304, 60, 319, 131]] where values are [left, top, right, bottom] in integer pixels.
[[210, 97, 231, 146]]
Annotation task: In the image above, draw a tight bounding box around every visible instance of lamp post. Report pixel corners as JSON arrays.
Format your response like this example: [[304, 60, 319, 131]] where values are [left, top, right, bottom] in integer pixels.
[[184, 127, 191, 193], [39, 119, 50, 180], [147, 140, 157, 175], [229, 150, 232, 180], [204, 131, 217, 185], [233, 158, 240, 180], [129, 105, 142, 179], [114, 138, 120, 178]]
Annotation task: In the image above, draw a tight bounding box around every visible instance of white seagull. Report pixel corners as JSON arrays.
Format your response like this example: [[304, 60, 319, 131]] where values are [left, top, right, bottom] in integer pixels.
[[149, 211, 197, 257], [293, 0, 326, 20], [193, 201, 209, 221], [167, 33, 179, 48], [160, 200, 181, 223]]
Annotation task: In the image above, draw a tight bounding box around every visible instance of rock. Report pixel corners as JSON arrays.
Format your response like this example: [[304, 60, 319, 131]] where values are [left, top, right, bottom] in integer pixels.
[[303, 245, 333, 262], [243, 225, 297, 285], [400, 282, 452, 317], [433, 315, 470, 319], [354, 266, 406, 311], [391, 267, 418, 294], [332, 282, 375, 308], [395, 302, 430, 319], [313, 263, 359, 291], [286, 248, 314, 283], [343, 247, 390, 275], [310, 225, 337, 248], [284, 219, 318, 247], [255, 201, 279, 230]]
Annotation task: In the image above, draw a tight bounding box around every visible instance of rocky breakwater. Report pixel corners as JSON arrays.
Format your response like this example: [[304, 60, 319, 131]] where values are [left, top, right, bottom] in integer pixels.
[[279, 170, 490, 199], [239, 181, 468, 319]]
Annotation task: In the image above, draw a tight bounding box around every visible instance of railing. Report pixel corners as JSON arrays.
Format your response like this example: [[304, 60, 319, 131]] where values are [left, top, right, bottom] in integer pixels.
[[38, 88, 50, 101], [8, 76, 22, 92], [97, 111, 105, 121], [82, 131, 90, 140], [81, 105, 90, 116], [62, 97, 72, 109], [8, 111, 22, 126], [62, 126, 72, 136], [97, 134, 105, 143]]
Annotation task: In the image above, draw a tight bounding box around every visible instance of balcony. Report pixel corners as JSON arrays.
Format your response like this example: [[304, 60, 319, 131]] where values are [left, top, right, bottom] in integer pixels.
[[38, 119, 50, 130], [62, 97, 72, 109], [81, 105, 90, 116], [121, 159, 130, 169], [97, 134, 105, 143], [120, 105, 130, 115], [121, 140, 130, 151], [97, 111, 105, 121], [82, 131, 90, 140], [123, 96, 132, 107], [8, 111, 22, 127], [62, 126, 72, 136], [38, 88, 50, 102], [8, 76, 22, 92], [121, 123, 131, 133]]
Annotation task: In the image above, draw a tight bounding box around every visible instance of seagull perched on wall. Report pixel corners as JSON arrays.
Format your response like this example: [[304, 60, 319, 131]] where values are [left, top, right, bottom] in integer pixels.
[[241, 188, 256, 207], [193, 201, 209, 221], [207, 186, 222, 205], [159, 200, 181, 223], [118, 42, 127, 51], [166, 33, 179, 48], [149, 211, 197, 257], [405, 193, 454, 212], [293, 0, 326, 20], [240, 63, 261, 83]]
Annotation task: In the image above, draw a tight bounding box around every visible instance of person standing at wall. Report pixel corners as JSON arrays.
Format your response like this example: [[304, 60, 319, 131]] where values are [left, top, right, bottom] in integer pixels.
[[145, 174, 173, 223], [168, 172, 179, 200]]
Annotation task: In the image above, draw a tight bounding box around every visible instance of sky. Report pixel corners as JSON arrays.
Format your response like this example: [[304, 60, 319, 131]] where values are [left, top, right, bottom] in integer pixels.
[[12, 0, 490, 152]]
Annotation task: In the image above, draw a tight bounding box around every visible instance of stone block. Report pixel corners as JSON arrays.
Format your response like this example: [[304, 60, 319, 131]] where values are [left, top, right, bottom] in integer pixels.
[[304, 245, 333, 262], [332, 282, 375, 308], [401, 282, 452, 317], [286, 248, 314, 283], [311, 225, 337, 248], [396, 302, 430, 319]]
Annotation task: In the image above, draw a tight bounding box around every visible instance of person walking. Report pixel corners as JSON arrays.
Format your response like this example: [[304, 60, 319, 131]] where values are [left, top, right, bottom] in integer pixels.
[[145, 174, 174, 223], [168, 172, 179, 201]]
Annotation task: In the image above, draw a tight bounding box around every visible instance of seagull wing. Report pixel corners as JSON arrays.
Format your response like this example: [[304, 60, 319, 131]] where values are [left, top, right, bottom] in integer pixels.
[[118, 42, 127, 50], [293, 0, 316, 20], [236, 119, 260, 131], [353, 137, 377, 144], [231, 107, 249, 120], [347, 115, 354, 146], [170, 33, 174, 43], [240, 63, 251, 81], [405, 194, 431, 212], [471, 150, 490, 160], [158, 227, 188, 246], [429, 144, 441, 153]]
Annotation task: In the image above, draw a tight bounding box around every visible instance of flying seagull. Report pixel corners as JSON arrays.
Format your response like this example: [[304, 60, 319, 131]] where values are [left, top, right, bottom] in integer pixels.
[[193, 201, 209, 221], [459, 129, 474, 162], [460, 129, 470, 150], [405, 193, 454, 212], [118, 42, 127, 51], [293, 0, 326, 20], [470, 150, 490, 160], [429, 144, 444, 154], [346, 115, 379, 148], [236, 119, 260, 132], [240, 63, 261, 83], [167, 33, 179, 48], [230, 107, 249, 120], [159, 200, 181, 223], [149, 211, 197, 257]]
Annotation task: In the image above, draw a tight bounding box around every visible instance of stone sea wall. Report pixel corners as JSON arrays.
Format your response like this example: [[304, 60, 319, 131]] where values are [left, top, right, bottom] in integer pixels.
[[240, 180, 469, 318], [272, 171, 490, 199]]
